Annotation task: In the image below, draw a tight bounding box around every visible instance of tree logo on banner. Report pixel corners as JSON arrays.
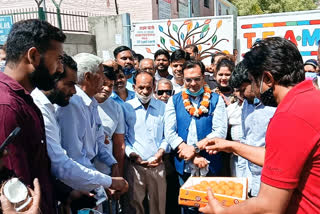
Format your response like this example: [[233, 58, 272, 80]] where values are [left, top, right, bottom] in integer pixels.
[[146, 19, 229, 60]]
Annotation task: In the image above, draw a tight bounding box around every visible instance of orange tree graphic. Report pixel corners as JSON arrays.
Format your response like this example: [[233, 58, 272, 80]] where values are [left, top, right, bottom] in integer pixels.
[[146, 19, 229, 60]]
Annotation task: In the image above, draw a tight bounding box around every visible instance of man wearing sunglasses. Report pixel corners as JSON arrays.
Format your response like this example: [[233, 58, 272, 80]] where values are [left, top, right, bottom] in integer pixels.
[[155, 78, 174, 103]]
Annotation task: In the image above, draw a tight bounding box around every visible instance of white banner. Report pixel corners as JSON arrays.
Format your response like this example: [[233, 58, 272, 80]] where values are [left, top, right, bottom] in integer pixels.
[[132, 15, 234, 65], [238, 10, 320, 62]]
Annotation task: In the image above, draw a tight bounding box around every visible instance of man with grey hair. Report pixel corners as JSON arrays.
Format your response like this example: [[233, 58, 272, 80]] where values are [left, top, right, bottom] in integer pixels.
[[155, 78, 173, 103], [56, 53, 128, 197], [140, 58, 155, 76]]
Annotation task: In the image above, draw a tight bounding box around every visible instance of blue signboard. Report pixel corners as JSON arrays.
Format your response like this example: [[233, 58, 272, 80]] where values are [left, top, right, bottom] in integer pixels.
[[0, 16, 13, 45]]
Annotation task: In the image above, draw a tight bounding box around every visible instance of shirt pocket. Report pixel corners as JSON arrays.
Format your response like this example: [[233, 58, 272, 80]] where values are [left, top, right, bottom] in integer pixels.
[[151, 116, 164, 142]]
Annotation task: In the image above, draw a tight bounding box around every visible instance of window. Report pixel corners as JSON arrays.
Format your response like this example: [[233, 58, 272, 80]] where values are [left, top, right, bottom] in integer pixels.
[[204, 0, 209, 8]]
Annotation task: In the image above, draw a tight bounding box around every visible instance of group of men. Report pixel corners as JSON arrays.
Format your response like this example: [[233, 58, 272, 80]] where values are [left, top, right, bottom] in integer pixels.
[[0, 18, 319, 214]]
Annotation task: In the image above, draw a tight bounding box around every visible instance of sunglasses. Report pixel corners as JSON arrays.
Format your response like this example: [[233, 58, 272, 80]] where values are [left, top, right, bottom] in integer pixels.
[[184, 77, 202, 83], [157, 90, 173, 96]]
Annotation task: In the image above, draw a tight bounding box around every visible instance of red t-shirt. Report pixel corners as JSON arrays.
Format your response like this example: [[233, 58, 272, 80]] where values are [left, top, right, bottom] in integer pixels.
[[261, 80, 320, 213]]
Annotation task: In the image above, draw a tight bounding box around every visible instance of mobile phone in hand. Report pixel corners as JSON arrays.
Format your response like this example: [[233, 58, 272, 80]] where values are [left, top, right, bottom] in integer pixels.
[[0, 127, 21, 156]]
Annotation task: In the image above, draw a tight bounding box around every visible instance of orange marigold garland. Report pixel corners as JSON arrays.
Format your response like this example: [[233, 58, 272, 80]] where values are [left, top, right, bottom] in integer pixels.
[[182, 84, 211, 117]]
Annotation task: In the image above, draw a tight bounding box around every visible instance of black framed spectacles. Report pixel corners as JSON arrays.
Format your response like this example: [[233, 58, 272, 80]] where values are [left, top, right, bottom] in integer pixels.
[[157, 90, 173, 96]]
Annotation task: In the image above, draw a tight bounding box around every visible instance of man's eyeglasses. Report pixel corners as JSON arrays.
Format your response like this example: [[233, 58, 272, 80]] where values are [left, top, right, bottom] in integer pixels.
[[184, 77, 202, 83], [157, 90, 173, 96]]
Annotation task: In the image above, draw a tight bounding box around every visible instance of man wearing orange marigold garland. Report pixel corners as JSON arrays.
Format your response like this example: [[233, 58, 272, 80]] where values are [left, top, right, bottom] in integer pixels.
[[165, 60, 227, 214]]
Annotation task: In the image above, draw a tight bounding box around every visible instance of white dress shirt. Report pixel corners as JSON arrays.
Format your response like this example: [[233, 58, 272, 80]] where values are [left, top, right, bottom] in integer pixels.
[[31, 88, 113, 191], [125, 97, 169, 160], [165, 95, 227, 173], [56, 86, 117, 189], [165, 95, 228, 150], [171, 78, 184, 95]]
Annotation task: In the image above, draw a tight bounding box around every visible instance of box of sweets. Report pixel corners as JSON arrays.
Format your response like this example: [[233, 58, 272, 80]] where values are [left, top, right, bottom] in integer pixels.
[[179, 177, 248, 208]]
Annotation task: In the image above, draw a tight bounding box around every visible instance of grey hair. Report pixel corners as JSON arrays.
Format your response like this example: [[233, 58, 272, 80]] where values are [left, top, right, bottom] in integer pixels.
[[156, 78, 173, 91], [139, 58, 154, 68], [73, 53, 103, 83]]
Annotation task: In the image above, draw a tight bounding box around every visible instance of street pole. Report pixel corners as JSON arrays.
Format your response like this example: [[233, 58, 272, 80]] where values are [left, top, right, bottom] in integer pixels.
[[188, 0, 192, 17], [40, 0, 47, 20]]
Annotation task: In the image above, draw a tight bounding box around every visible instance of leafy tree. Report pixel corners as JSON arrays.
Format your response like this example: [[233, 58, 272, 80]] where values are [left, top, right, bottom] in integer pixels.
[[230, 0, 317, 16]]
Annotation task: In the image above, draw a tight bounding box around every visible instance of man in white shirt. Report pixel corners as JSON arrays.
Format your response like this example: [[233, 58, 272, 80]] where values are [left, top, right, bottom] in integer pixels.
[[170, 49, 190, 94], [125, 71, 168, 214], [94, 65, 125, 177], [55, 53, 128, 195]]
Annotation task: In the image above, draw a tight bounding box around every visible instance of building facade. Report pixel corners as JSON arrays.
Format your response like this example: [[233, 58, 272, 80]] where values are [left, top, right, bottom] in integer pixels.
[[0, 0, 215, 22]]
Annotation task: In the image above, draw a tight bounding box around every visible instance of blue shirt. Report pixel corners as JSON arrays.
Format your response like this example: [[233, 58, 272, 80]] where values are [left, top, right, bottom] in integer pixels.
[[125, 97, 168, 160], [56, 86, 117, 189], [239, 100, 276, 196], [126, 76, 134, 91], [31, 88, 113, 191], [95, 98, 125, 175], [110, 90, 135, 105]]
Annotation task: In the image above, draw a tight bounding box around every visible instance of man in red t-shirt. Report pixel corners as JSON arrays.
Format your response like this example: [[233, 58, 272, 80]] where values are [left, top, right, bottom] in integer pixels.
[[200, 37, 320, 214]]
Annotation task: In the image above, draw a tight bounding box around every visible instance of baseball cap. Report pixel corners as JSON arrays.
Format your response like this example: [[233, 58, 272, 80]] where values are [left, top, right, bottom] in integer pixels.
[[304, 59, 318, 68]]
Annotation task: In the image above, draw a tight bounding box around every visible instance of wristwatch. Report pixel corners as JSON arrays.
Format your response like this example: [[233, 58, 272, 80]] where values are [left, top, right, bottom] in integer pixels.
[[193, 144, 201, 154]]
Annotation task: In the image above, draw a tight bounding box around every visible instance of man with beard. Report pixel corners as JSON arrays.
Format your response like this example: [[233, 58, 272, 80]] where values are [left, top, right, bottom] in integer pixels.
[[114, 46, 135, 91], [32, 54, 115, 213], [170, 49, 190, 94], [200, 37, 320, 214], [154, 49, 173, 81], [217, 61, 276, 197], [56, 53, 128, 199], [125, 70, 168, 214], [0, 19, 66, 214]]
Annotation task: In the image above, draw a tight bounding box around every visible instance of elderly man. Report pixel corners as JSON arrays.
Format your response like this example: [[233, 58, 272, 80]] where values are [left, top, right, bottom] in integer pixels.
[[125, 70, 168, 214], [201, 37, 320, 214], [155, 78, 173, 103], [140, 58, 155, 76], [56, 53, 128, 196]]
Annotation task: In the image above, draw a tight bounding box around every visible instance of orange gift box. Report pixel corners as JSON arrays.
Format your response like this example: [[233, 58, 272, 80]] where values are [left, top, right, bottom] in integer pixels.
[[179, 177, 248, 208]]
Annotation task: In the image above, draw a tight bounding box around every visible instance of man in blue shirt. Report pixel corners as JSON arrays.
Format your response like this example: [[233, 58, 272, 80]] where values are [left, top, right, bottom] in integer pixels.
[[201, 61, 276, 197], [113, 46, 135, 91], [125, 70, 168, 214], [56, 53, 128, 196]]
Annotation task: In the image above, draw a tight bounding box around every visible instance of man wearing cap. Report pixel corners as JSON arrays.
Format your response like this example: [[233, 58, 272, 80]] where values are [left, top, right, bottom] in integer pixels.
[[304, 59, 318, 73]]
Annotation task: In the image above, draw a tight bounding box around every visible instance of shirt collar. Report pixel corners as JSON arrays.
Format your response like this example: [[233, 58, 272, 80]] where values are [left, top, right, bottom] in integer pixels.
[[131, 96, 157, 109], [111, 90, 135, 102], [32, 87, 57, 114], [75, 85, 93, 107], [0, 72, 30, 95], [31, 87, 52, 106]]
